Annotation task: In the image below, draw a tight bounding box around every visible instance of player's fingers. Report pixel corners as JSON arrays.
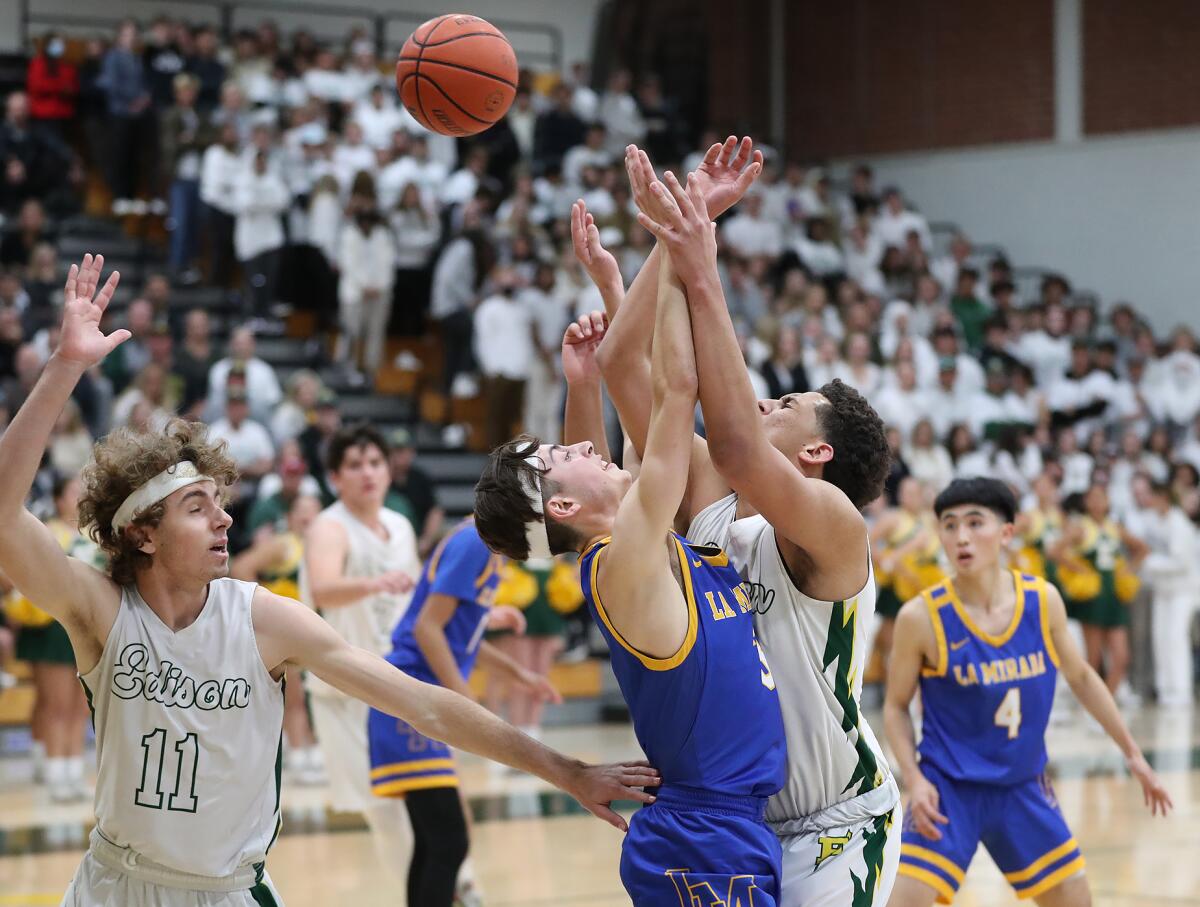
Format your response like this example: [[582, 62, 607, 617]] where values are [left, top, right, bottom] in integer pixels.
[[701, 142, 721, 166], [588, 803, 628, 832], [106, 328, 132, 351], [649, 180, 683, 222], [720, 135, 737, 166], [63, 263, 78, 305], [735, 161, 763, 194], [585, 222, 605, 257], [86, 253, 103, 299], [686, 174, 709, 219], [663, 171, 695, 220], [588, 310, 606, 334], [621, 771, 660, 789], [731, 136, 753, 171], [636, 211, 669, 240], [95, 270, 120, 312]]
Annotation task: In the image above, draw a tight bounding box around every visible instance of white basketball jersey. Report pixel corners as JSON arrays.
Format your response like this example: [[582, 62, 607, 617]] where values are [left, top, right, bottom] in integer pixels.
[[79, 578, 284, 877], [689, 494, 898, 823], [300, 502, 419, 699]]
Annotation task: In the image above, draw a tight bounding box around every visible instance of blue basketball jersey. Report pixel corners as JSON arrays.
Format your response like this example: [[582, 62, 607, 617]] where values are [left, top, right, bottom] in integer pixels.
[[917, 571, 1060, 786], [387, 520, 504, 684], [580, 534, 786, 798]]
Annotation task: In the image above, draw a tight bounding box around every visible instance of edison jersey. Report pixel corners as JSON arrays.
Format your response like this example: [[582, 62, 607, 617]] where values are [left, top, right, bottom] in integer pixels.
[[689, 494, 898, 824], [918, 572, 1059, 785], [79, 579, 284, 878], [387, 520, 504, 683], [300, 502, 420, 699], [580, 533, 785, 797]]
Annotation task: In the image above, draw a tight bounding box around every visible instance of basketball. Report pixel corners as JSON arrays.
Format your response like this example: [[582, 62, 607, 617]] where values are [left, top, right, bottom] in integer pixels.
[[395, 14, 518, 137]]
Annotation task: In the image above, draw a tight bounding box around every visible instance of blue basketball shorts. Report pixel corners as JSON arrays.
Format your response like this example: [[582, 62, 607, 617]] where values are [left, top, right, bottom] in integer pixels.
[[620, 785, 782, 907], [367, 706, 458, 797], [898, 762, 1083, 902]]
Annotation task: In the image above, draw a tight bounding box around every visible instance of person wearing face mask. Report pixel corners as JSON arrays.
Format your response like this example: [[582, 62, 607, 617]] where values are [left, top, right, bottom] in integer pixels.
[[25, 32, 79, 145]]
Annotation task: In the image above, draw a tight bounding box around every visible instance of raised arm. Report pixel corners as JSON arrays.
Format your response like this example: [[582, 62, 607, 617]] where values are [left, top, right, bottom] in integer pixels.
[[0, 255, 127, 666], [1045, 581, 1172, 815], [599, 247, 700, 658], [650, 163, 866, 579], [560, 311, 612, 460], [253, 586, 657, 829]]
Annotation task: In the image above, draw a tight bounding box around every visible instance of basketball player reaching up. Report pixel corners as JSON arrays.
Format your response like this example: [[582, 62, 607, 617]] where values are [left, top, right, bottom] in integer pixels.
[[575, 142, 899, 905], [475, 235, 788, 904], [0, 254, 658, 907], [885, 478, 1170, 907]]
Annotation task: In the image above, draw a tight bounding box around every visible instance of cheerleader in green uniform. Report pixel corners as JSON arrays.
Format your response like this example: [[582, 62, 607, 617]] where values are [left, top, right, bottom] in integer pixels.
[[491, 555, 584, 739], [1052, 484, 1147, 696], [4, 475, 104, 801]]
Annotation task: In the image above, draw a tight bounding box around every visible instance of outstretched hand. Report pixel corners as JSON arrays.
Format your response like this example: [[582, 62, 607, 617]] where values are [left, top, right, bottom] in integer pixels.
[[634, 171, 718, 289], [561, 310, 609, 386], [565, 759, 660, 832], [1127, 751, 1174, 817], [56, 254, 128, 369], [691, 135, 764, 218], [571, 200, 623, 299]]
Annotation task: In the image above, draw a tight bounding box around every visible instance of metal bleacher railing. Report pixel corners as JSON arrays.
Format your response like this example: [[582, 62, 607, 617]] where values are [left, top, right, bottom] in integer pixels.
[[19, 0, 563, 72]]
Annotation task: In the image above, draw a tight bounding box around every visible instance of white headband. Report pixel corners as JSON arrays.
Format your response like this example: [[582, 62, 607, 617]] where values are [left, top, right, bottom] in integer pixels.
[[521, 454, 553, 561], [111, 461, 210, 531]]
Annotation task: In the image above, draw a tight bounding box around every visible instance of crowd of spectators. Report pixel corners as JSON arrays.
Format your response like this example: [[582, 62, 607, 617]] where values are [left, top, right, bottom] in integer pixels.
[[0, 16, 1198, 641]]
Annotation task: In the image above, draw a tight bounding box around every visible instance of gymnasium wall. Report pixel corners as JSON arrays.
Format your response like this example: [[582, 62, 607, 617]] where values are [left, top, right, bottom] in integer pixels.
[[0, 0, 605, 71]]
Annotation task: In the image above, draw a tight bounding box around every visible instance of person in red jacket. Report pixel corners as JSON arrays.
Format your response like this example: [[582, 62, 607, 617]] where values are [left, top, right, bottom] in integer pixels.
[[26, 33, 79, 136]]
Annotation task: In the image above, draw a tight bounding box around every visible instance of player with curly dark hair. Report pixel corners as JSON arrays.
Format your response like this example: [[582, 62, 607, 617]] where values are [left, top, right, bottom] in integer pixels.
[[562, 142, 900, 905], [0, 254, 657, 907]]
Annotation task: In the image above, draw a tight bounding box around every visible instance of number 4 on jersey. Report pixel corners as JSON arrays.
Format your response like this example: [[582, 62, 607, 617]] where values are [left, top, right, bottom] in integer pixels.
[[994, 688, 1022, 739]]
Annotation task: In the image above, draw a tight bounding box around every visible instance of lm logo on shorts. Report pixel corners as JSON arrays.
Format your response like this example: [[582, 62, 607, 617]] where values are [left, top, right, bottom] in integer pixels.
[[665, 869, 761, 906], [815, 833, 852, 870]]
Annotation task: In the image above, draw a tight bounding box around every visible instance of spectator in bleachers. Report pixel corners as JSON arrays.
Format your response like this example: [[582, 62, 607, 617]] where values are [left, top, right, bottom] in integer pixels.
[[523, 261, 569, 443], [234, 148, 290, 317], [199, 121, 242, 286], [23, 242, 59, 324], [144, 16, 187, 111], [48, 398, 92, 476], [111, 361, 172, 431], [172, 308, 214, 418], [0, 198, 52, 271], [206, 325, 282, 423], [562, 123, 611, 187], [160, 73, 213, 283], [97, 20, 151, 211], [187, 25, 226, 112], [597, 68, 644, 155], [210, 382, 275, 482], [904, 417, 954, 494], [390, 182, 440, 336], [337, 197, 395, 379], [507, 88, 537, 161], [432, 226, 494, 397], [475, 266, 533, 449], [721, 191, 783, 259], [949, 266, 989, 352], [874, 360, 928, 442], [249, 440, 321, 531], [353, 83, 404, 151], [533, 83, 587, 173], [271, 369, 323, 445], [384, 427, 444, 558], [760, 323, 809, 400], [1, 92, 68, 215], [100, 297, 152, 393], [25, 33, 78, 142], [298, 389, 341, 503]]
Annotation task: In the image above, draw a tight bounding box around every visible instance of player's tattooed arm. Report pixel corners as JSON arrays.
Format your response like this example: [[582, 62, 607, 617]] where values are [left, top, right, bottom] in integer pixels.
[[1044, 582, 1173, 816], [560, 310, 612, 460], [253, 586, 659, 830], [0, 254, 124, 659], [884, 598, 949, 839]]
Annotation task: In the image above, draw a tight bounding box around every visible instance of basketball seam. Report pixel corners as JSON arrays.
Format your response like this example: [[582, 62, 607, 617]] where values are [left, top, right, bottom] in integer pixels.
[[412, 73, 495, 126], [414, 31, 508, 49], [411, 14, 453, 130], [395, 57, 517, 90]]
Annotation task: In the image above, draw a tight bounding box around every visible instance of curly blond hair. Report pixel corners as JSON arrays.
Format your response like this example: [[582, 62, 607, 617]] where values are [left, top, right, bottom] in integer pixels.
[[78, 420, 239, 585]]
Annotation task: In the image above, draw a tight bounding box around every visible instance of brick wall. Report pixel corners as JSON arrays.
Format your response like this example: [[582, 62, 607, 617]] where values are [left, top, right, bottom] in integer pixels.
[[785, 0, 1055, 159], [1083, 0, 1200, 135]]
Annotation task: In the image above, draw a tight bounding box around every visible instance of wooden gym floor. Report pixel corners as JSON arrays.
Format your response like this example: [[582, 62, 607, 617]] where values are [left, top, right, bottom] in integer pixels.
[[2, 711, 1198, 906]]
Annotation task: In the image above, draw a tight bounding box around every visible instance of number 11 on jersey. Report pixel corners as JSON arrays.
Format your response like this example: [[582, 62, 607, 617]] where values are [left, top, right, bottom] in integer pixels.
[[136, 728, 200, 812]]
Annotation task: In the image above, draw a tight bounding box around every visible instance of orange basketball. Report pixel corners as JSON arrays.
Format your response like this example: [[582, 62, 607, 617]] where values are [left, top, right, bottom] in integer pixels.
[[395, 14, 518, 137]]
